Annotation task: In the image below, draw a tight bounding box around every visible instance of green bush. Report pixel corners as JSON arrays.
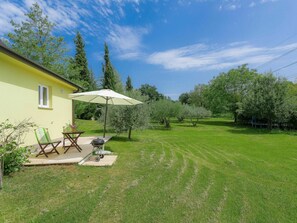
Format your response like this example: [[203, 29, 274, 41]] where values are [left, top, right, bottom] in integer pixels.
[[0, 119, 35, 176], [3, 143, 30, 175]]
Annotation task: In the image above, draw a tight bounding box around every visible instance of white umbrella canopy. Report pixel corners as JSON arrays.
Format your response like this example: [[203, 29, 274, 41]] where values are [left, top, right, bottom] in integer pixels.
[[69, 89, 143, 138], [69, 89, 142, 105]]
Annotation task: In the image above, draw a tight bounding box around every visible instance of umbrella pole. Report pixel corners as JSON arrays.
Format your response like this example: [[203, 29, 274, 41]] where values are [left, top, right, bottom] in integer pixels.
[[103, 98, 108, 138]]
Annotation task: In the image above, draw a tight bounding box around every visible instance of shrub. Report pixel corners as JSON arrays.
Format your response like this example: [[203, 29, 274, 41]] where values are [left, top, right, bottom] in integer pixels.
[[3, 144, 30, 175], [0, 119, 35, 188]]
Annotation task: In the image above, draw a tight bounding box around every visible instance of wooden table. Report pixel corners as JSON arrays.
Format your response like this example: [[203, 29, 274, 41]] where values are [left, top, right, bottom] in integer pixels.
[[62, 131, 85, 154]]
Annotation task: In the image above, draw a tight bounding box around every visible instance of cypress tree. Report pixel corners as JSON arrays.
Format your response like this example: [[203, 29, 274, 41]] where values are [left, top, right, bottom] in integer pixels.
[[125, 75, 133, 91], [74, 32, 94, 90], [101, 43, 116, 90]]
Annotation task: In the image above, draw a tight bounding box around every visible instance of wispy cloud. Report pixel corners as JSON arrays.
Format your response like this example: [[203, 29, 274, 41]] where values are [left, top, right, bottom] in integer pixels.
[[107, 24, 149, 59], [146, 42, 297, 71], [0, 1, 26, 33], [219, 0, 278, 10], [0, 0, 280, 37], [0, 0, 150, 60], [0, 0, 143, 36]]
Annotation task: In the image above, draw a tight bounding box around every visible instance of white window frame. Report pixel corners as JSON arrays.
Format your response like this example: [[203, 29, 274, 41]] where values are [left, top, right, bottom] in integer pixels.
[[38, 85, 49, 108]]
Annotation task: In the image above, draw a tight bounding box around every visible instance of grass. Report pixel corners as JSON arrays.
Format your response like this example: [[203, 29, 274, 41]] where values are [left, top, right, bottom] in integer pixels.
[[1, 118, 297, 222]]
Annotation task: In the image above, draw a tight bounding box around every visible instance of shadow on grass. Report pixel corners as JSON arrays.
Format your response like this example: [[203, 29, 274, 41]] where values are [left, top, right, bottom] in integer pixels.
[[148, 125, 172, 131], [185, 118, 297, 136], [175, 124, 199, 128], [228, 127, 271, 135], [227, 126, 297, 136], [198, 120, 234, 127]]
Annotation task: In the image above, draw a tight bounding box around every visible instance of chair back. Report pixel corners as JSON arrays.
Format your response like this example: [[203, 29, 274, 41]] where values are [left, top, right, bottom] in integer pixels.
[[34, 128, 51, 144]]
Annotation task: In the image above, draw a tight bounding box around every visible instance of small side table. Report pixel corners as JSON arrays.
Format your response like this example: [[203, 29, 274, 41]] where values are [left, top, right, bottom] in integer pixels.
[[62, 131, 84, 154]]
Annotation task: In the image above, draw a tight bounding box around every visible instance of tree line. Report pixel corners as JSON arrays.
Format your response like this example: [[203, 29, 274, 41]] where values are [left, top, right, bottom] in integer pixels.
[[6, 3, 295, 137], [179, 64, 297, 129]]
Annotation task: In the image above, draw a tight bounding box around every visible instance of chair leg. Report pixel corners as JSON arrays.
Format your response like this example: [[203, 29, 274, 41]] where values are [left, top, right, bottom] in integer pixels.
[[36, 144, 49, 157], [51, 142, 61, 155], [36, 142, 61, 158]]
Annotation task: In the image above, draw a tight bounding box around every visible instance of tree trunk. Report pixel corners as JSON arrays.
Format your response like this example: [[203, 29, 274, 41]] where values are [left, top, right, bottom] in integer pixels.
[[234, 112, 237, 123], [0, 157, 3, 190], [268, 119, 272, 130], [128, 127, 132, 140], [164, 118, 170, 128]]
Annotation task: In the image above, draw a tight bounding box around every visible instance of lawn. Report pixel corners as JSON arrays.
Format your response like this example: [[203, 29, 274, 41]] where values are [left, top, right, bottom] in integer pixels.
[[0, 118, 297, 222]]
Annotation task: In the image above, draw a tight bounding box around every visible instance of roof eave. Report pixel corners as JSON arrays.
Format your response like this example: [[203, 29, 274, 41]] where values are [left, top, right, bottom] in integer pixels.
[[0, 43, 83, 91]]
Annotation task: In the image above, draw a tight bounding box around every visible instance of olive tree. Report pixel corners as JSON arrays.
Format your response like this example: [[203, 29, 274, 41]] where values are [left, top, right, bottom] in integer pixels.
[[150, 100, 181, 128], [183, 105, 212, 126], [177, 103, 189, 122], [104, 91, 149, 139]]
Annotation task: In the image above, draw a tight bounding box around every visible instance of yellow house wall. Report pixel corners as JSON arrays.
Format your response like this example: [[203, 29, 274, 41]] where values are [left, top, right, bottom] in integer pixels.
[[0, 52, 77, 145]]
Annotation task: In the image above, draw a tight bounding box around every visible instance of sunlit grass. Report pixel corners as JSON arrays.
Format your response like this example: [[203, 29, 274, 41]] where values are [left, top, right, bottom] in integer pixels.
[[0, 118, 296, 222]]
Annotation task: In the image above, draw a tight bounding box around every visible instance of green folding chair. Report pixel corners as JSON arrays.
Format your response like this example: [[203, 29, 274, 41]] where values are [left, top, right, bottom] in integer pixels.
[[34, 128, 61, 157]]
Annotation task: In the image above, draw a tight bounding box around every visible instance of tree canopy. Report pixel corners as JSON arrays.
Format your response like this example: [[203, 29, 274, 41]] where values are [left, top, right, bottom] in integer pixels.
[[139, 84, 164, 101], [150, 100, 180, 128], [207, 64, 257, 122], [103, 91, 149, 139], [179, 93, 190, 105], [7, 3, 67, 74], [242, 73, 290, 128]]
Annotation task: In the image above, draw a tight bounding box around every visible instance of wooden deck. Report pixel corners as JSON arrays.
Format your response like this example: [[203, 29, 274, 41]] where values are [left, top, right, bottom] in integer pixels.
[[25, 136, 116, 166]]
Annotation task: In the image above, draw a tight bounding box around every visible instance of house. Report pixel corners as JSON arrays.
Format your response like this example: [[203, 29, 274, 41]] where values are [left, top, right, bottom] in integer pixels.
[[0, 41, 81, 145]]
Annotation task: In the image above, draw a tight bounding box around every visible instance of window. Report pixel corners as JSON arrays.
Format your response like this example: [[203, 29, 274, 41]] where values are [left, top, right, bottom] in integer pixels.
[[38, 85, 49, 108]]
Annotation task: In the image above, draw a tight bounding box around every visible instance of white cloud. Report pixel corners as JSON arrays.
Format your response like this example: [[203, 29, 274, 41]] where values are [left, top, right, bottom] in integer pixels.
[[0, 1, 26, 33], [146, 42, 297, 71], [0, 0, 144, 36], [219, 0, 278, 10], [0, 0, 280, 38], [260, 0, 278, 3], [107, 24, 149, 59]]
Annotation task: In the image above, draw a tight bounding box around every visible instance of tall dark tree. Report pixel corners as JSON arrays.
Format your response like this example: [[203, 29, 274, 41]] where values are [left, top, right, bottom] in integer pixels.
[[88, 69, 98, 90], [101, 43, 116, 90], [179, 93, 190, 105], [74, 32, 92, 87], [125, 75, 133, 91], [72, 33, 98, 120], [139, 84, 164, 101], [7, 3, 67, 74]]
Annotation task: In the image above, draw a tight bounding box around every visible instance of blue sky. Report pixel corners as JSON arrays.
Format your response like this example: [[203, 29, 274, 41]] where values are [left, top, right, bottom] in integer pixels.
[[1, 0, 297, 99]]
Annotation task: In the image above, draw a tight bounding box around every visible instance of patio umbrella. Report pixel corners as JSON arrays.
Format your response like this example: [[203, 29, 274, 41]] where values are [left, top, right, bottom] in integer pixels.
[[69, 89, 142, 138]]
